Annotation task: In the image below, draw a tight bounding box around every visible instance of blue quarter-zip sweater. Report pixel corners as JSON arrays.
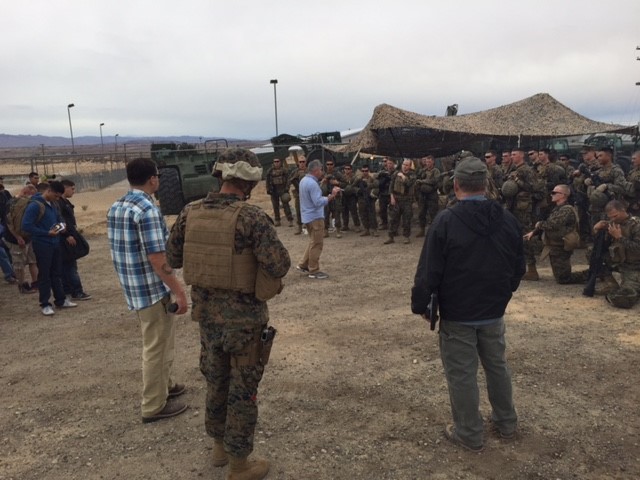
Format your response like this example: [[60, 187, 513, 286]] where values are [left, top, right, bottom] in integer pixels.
[[22, 193, 64, 245]]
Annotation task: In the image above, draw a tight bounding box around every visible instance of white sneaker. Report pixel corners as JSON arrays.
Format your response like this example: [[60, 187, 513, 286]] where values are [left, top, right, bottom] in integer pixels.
[[61, 298, 78, 308], [42, 305, 55, 316]]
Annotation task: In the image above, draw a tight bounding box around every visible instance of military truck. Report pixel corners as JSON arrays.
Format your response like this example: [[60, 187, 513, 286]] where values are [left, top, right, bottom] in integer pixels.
[[253, 131, 347, 173], [151, 140, 226, 215]]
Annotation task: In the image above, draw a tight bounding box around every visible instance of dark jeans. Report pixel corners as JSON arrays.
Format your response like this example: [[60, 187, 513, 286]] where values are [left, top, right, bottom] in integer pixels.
[[62, 258, 84, 296], [0, 244, 15, 280], [439, 318, 517, 446], [32, 241, 66, 307]]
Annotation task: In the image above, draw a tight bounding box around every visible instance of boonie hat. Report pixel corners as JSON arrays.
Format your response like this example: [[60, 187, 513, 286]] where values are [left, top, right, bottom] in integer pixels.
[[453, 157, 487, 180]]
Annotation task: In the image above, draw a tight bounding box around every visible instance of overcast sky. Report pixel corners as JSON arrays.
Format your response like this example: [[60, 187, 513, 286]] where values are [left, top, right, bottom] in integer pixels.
[[2, 0, 639, 141]]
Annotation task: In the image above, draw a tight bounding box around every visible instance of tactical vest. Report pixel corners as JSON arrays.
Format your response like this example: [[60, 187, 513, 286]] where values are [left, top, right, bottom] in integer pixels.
[[543, 205, 577, 246], [183, 201, 257, 292], [391, 172, 413, 197], [270, 167, 287, 186]]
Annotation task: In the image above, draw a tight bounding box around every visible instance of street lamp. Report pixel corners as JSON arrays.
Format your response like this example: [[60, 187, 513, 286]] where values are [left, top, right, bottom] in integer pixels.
[[270, 79, 278, 137], [100, 123, 105, 152], [67, 103, 75, 153], [115, 133, 119, 155]]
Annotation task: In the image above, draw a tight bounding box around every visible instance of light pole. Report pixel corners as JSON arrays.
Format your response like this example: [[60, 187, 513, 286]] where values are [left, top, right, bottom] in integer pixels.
[[270, 79, 278, 137], [100, 123, 105, 152], [115, 133, 119, 157], [67, 103, 75, 153]]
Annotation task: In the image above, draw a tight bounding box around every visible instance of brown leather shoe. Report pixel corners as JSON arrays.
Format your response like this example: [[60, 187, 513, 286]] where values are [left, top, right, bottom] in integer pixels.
[[168, 383, 186, 398], [142, 401, 188, 424]]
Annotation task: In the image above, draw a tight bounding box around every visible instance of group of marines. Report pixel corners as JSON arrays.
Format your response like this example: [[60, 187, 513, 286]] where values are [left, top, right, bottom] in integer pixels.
[[265, 146, 640, 308]]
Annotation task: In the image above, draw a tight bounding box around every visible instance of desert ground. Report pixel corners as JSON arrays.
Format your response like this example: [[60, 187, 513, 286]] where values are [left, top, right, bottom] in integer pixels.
[[1, 178, 639, 480]]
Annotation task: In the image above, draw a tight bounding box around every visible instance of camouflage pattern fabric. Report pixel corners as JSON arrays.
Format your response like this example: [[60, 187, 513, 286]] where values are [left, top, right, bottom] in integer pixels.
[[504, 163, 536, 263], [266, 166, 293, 222], [548, 247, 589, 284], [166, 192, 291, 458], [626, 167, 640, 216], [322, 172, 346, 230], [415, 167, 440, 229], [356, 176, 378, 231], [341, 173, 361, 229]]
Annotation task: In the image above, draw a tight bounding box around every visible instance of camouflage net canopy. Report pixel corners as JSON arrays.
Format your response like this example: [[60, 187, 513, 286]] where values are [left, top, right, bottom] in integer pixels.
[[331, 93, 637, 158]]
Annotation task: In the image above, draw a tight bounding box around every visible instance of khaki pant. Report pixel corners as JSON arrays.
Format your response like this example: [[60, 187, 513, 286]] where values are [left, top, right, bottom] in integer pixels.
[[136, 296, 176, 416], [299, 219, 325, 273]]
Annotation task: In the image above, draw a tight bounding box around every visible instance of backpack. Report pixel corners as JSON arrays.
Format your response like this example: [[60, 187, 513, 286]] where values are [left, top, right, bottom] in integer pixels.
[[7, 197, 45, 242]]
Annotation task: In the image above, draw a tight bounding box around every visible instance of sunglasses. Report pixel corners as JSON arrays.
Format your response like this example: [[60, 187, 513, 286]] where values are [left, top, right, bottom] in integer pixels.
[[551, 191, 565, 195], [484, 155, 492, 159]]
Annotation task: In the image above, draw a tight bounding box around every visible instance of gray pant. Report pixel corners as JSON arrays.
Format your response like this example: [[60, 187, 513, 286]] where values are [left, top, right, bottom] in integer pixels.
[[439, 318, 517, 446]]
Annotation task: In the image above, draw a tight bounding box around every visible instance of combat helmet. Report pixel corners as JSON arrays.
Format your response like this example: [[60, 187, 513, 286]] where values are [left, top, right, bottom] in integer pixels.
[[606, 287, 639, 309], [589, 190, 609, 209], [501, 179, 519, 198], [212, 148, 263, 182]]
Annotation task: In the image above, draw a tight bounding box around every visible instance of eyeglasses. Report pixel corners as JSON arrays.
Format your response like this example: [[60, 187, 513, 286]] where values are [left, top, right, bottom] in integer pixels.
[[551, 191, 565, 195], [484, 155, 492, 159]]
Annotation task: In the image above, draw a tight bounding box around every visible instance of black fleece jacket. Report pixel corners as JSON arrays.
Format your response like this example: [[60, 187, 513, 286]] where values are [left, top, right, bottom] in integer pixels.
[[411, 199, 525, 322]]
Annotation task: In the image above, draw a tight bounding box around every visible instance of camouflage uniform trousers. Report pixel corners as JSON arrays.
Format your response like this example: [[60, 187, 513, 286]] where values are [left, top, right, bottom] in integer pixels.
[[388, 196, 413, 239], [512, 208, 537, 265], [357, 197, 378, 231], [269, 187, 293, 223], [548, 246, 589, 284], [324, 195, 343, 230], [417, 192, 439, 229], [341, 193, 361, 229], [619, 265, 640, 295], [378, 194, 390, 228], [195, 288, 268, 458]]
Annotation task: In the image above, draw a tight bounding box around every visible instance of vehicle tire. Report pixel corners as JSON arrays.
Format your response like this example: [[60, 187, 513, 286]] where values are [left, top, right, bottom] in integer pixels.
[[157, 168, 185, 215]]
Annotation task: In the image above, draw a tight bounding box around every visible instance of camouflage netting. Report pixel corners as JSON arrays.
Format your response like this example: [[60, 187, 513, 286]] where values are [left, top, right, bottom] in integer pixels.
[[329, 93, 637, 158]]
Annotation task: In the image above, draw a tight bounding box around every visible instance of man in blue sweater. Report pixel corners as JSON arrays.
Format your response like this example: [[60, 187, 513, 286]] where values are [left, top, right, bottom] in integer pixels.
[[22, 181, 77, 316], [296, 160, 340, 279]]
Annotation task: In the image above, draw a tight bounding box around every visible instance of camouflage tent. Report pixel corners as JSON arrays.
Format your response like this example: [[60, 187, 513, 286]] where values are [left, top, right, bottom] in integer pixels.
[[332, 93, 637, 158]]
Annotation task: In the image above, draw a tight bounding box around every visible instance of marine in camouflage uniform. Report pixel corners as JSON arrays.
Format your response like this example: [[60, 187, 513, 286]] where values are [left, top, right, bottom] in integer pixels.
[[288, 157, 307, 234], [415, 155, 440, 237], [384, 158, 416, 244], [585, 148, 634, 228], [533, 149, 567, 221], [525, 184, 587, 284], [504, 148, 539, 279], [321, 160, 346, 237], [265, 158, 293, 226], [594, 200, 640, 308], [341, 165, 361, 231], [375, 157, 396, 229], [355, 165, 379, 236], [166, 148, 291, 479], [625, 151, 640, 216]]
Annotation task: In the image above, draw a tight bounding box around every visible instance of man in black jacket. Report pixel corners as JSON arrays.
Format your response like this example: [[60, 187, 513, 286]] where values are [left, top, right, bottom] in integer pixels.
[[58, 179, 91, 300], [411, 157, 525, 452]]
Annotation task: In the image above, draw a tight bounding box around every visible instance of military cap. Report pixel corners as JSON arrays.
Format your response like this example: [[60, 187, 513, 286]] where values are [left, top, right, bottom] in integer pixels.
[[454, 157, 487, 181]]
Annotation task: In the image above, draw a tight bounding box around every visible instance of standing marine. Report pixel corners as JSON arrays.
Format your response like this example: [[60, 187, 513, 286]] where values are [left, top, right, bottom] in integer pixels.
[[167, 148, 291, 480]]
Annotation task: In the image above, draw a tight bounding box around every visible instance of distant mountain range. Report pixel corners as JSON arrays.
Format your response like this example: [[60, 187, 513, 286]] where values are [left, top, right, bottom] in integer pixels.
[[0, 134, 258, 148]]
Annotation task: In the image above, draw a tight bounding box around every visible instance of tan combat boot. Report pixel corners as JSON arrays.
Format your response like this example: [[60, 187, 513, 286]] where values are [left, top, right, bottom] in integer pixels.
[[274, 220, 281, 227], [226, 455, 270, 480], [415, 229, 425, 238], [293, 225, 302, 235], [336, 228, 342, 238], [522, 263, 539, 281], [383, 236, 395, 245], [372, 229, 379, 237], [213, 439, 229, 467], [360, 229, 370, 237]]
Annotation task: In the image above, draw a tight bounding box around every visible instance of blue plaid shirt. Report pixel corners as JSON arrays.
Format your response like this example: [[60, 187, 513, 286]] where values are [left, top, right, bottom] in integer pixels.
[[107, 189, 169, 310]]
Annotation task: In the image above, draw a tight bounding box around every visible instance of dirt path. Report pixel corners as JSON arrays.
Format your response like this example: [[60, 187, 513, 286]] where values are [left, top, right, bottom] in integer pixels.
[[1, 181, 639, 480]]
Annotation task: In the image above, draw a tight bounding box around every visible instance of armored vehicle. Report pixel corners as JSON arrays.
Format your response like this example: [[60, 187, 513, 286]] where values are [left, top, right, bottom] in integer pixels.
[[151, 140, 226, 215]]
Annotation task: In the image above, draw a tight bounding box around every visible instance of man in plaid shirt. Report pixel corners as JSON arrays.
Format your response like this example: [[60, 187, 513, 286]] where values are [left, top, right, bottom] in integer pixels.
[[107, 158, 189, 424]]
